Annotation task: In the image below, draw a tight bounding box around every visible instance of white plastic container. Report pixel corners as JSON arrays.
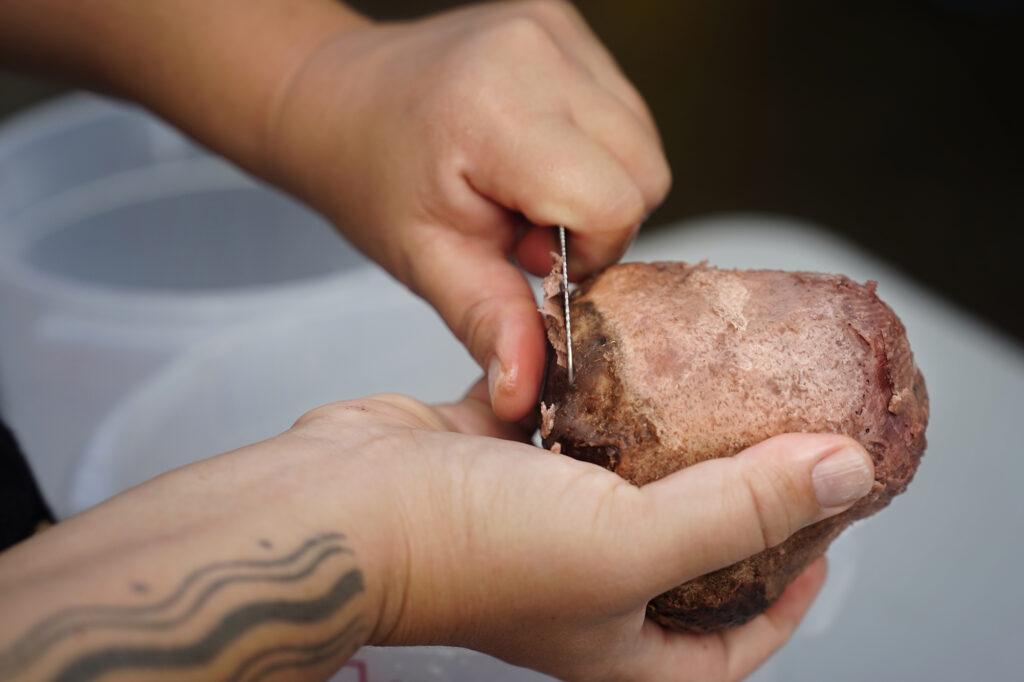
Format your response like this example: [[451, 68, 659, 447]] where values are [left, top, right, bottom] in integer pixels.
[[0, 96, 396, 518], [69, 291, 481, 511], [0, 94, 201, 221]]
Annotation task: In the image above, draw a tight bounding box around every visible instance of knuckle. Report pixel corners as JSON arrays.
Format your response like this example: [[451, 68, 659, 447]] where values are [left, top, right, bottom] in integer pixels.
[[438, 16, 561, 115], [739, 462, 801, 549], [489, 14, 553, 50], [455, 294, 505, 365], [292, 401, 360, 427], [292, 396, 440, 432], [365, 394, 450, 431], [650, 157, 673, 206], [601, 183, 646, 232], [565, 469, 648, 586], [519, 0, 575, 20], [591, 475, 644, 531]]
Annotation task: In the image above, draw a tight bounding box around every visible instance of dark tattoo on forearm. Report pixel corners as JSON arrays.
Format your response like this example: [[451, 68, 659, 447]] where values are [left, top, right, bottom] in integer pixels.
[[1, 533, 350, 670], [222, 613, 365, 682], [0, 532, 368, 681]]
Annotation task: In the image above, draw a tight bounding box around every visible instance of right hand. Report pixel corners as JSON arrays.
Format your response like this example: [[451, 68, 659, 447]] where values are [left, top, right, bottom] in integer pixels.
[[266, 0, 672, 422]]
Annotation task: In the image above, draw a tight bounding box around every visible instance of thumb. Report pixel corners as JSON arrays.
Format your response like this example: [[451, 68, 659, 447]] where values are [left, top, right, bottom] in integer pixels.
[[410, 232, 546, 422], [634, 433, 875, 594]]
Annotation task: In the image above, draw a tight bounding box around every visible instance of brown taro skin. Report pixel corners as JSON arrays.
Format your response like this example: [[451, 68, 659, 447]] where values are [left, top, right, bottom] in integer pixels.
[[539, 262, 928, 633]]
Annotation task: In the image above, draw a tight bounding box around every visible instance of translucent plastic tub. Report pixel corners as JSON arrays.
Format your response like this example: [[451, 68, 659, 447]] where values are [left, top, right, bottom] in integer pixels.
[[69, 291, 480, 511], [0, 93, 202, 221], [0, 96, 388, 518]]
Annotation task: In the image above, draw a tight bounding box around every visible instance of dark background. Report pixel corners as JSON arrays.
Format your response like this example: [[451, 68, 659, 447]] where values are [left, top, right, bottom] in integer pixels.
[[2, 0, 1021, 342]]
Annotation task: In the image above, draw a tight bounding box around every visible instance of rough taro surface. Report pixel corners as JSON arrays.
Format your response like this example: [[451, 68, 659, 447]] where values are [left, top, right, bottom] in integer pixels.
[[539, 261, 929, 633]]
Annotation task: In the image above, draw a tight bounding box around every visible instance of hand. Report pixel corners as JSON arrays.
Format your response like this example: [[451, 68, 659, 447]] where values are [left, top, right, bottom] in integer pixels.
[[288, 383, 871, 681], [266, 0, 672, 421], [0, 383, 871, 681], [0, 0, 668, 420]]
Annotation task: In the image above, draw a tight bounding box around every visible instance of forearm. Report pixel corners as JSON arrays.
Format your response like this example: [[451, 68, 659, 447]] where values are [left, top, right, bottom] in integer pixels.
[[0, 0, 369, 175], [0, 434, 387, 682]]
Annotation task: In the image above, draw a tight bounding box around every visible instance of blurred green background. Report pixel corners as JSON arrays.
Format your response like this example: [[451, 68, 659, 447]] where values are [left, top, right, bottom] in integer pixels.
[[2, 0, 1021, 341]]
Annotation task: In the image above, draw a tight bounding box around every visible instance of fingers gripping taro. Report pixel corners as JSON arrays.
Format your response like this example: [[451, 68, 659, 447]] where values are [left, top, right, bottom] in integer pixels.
[[539, 261, 929, 633]]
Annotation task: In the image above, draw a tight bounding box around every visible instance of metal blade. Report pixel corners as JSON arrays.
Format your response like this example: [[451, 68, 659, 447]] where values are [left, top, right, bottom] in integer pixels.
[[558, 225, 574, 383]]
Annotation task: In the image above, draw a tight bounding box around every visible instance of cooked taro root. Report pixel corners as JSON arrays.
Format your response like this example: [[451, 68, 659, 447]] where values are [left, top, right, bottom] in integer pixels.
[[539, 261, 928, 633]]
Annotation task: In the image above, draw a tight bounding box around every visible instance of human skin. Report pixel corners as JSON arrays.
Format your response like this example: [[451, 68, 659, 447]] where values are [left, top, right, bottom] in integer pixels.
[[0, 384, 873, 681], [0, 2, 873, 678], [0, 0, 672, 421]]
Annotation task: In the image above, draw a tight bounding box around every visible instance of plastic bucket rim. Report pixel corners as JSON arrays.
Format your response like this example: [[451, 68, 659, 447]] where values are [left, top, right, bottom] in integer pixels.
[[0, 156, 374, 318]]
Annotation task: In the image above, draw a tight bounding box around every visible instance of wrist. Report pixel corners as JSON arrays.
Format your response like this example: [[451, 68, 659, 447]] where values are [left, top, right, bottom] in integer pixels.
[[170, 0, 373, 178], [241, 1, 374, 178], [270, 418, 409, 648], [256, 12, 385, 226], [0, 424, 400, 681]]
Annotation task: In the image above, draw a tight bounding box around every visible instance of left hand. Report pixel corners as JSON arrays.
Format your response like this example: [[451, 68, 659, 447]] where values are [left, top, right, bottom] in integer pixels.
[[0, 381, 869, 681], [289, 383, 861, 680]]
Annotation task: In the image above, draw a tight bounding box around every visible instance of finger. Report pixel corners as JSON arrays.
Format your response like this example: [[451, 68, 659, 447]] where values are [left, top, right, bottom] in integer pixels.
[[305, 393, 450, 432], [468, 118, 645, 275], [718, 556, 828, 680], [513, 224, 558, 277], [513, 223, 611, 283], [344, 382, 532, 443], [608, 557, 825, 682], [409, 229, 547, 422], [634, 433, 874, 594], [567, 82, 672, 211], [512, 82, 675, 277], [434, 378, 535, 442]]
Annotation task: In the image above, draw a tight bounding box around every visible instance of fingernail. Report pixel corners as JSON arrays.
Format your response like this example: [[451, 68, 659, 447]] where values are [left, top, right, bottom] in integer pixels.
[[811, 446, 874, 508], [487, 356, 504, 401]]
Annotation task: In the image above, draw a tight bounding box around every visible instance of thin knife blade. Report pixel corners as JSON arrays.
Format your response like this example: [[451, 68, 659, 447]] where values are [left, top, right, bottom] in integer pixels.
[[558, 225, 574, 383]]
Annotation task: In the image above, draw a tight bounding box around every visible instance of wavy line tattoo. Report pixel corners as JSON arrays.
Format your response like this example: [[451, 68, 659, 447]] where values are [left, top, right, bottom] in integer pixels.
[[241, 628, 365, 682], [6, 543, 350, 675], [0, 532, 364, 681], [0, 531, 345, 675], [227, 614, 367, 682], [51, 568, 364, 682]]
